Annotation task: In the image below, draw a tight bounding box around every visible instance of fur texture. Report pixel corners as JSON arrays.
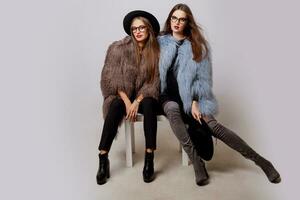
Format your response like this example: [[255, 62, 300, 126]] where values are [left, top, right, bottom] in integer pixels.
[[100, 36, 159, 118], [158, 34, 218, 116]]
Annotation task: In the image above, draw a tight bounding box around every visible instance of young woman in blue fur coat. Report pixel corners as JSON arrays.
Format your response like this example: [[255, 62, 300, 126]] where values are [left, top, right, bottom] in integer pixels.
[[158, 3, 281, 186]]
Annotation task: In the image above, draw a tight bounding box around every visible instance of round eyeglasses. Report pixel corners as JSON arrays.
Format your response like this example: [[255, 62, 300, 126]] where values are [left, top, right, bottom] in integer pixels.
[[131, 25, 147, 33], [170, 16, 187, 24]]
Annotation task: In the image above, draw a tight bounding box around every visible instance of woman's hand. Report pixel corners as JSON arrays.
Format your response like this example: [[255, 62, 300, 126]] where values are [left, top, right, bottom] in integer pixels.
[[191, 100, 202, 122], [118, 90, 132, 118], [124, 100, 132, 118], [126, 100, 139, 121]]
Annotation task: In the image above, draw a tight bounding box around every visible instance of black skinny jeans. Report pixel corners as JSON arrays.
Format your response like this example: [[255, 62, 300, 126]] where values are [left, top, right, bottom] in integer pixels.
[[98, 97, 158, 151]]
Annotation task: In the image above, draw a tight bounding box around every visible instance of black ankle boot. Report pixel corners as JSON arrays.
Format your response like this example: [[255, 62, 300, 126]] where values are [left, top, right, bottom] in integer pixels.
[[96, 153, 110, 185], [143, 152, 154, 183]]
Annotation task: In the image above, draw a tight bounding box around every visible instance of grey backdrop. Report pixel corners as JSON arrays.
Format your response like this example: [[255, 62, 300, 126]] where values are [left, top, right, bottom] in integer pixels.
[[1, 0, 299, 199]]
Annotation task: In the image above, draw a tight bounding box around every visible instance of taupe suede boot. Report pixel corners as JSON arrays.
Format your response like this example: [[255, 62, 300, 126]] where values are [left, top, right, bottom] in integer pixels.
[[207, 119, 281, 183]]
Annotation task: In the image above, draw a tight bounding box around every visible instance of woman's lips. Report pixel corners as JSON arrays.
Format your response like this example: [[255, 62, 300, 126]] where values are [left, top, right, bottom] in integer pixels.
[[174, 25, 180, 30], [136, 34, 142, 38]]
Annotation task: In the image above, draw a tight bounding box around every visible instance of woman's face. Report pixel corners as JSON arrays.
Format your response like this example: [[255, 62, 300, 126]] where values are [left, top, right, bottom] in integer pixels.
[[131, 18, 149, 43], [170, 10, 188, 35]]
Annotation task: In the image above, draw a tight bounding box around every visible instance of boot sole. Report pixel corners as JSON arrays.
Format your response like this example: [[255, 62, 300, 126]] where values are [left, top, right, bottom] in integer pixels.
[[96, 170, 110, 185], [143, 177, 155, 183], [96, 174, 110, 185], [196, 178, 209, 186], [143, 174, 155, 183], [271, 175, 281, 184], [97, 179, 107, 185]]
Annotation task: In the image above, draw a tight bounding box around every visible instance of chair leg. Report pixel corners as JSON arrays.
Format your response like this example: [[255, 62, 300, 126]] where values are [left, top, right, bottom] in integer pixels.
[[182, 147, 189, 166], [178, 142, 182, 152], [125, 115, 189, 167], [125, 121, 133, 167], [131, 122, 135, 153], [179, 142, 189, 166]]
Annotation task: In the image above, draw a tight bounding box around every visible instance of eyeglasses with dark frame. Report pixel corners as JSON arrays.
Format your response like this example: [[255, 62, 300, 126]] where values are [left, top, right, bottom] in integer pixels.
[[170, 16, 188, 24], [131, 25, 147, 33]]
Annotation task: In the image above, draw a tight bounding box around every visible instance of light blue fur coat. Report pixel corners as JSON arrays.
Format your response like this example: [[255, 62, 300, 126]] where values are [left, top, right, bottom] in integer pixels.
[[158, 34, 218, 116]]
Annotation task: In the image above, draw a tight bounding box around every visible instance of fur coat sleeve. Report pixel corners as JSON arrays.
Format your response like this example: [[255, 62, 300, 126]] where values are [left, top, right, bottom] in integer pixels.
[[191, 53, 218, 116], [101, 42, 125, 98], [100, 39, 130, 118]]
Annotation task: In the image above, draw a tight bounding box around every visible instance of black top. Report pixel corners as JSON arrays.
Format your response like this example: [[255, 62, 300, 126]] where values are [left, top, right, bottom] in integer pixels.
[[159, 39, 184, 107]]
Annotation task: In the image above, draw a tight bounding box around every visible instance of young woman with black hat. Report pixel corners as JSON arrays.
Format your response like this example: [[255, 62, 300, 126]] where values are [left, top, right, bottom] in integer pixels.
[[158, 3, 281, 185], [97, 10, 160, 185]]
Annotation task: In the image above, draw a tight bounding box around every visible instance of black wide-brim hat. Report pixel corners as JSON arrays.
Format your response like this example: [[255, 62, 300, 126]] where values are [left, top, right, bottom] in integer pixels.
[[123, 10, 160, 36], [187, 118, 214, 161]]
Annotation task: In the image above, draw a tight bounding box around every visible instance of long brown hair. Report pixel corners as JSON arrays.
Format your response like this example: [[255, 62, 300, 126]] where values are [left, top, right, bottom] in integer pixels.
[[162, 3, 209, 62], [131, 17, 159, 83]]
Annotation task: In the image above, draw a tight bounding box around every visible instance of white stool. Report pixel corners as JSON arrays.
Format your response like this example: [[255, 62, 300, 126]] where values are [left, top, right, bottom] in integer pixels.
[[124, 114, 189, 167]]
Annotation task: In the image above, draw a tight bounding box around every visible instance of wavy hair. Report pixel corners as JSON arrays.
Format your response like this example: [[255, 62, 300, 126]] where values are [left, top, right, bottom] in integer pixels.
[[162, 3, 209, 62], [131, 17, 159, 83]]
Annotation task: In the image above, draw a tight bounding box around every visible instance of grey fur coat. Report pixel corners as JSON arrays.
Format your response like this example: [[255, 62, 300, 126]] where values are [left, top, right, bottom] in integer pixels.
[[100, 36, 159, 118], [158, 34, 218, 116]]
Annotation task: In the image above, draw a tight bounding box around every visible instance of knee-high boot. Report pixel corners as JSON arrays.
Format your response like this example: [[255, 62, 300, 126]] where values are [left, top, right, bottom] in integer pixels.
[[163, 101, 209, 185], [206, 119, 281, 183]]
